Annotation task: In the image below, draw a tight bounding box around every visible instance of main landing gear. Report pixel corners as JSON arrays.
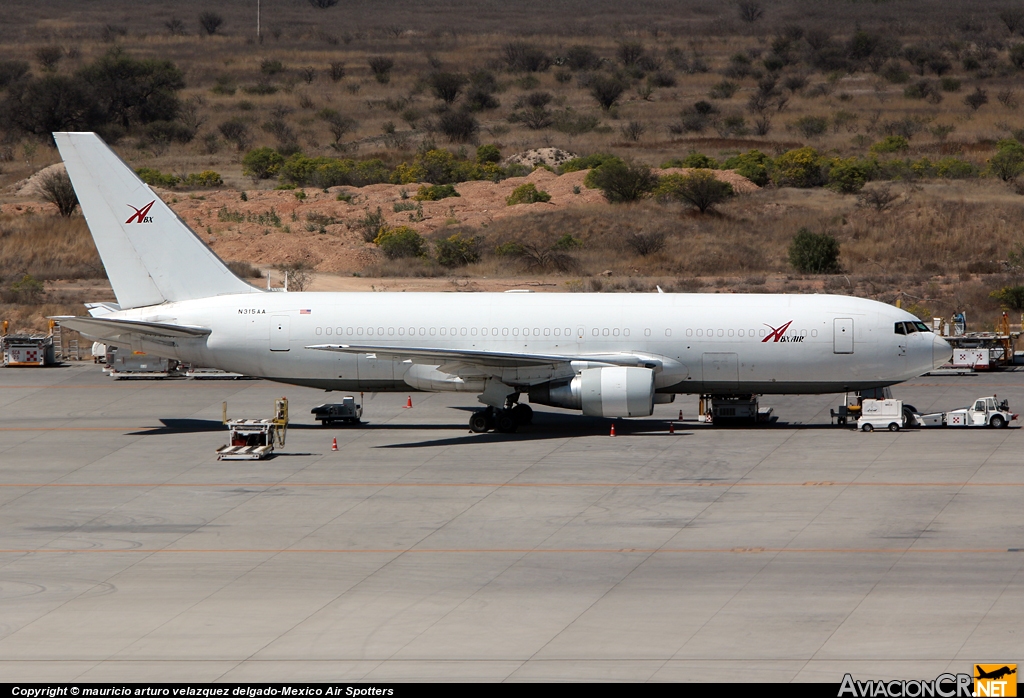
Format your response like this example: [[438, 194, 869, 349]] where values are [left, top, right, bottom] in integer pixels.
[[469, 402, 533, 434]]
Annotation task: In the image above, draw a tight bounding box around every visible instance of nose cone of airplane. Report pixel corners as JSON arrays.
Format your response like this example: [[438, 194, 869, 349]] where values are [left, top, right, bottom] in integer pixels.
[[933, 334, 953, 369]]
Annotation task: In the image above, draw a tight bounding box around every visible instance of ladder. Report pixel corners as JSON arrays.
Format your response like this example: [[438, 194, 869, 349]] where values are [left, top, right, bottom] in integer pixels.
[[50, 320, 63, 360]]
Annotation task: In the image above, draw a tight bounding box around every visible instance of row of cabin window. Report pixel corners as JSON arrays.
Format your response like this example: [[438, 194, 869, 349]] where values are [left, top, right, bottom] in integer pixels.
[[684, 328, 817, 338], [312, 326, 817, 339], [314, 326, 579, 338]]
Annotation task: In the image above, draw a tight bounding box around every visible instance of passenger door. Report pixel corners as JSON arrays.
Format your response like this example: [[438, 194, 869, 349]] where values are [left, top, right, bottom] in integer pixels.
[[834, 318, 854, 354], [270, 315, 290, 351]]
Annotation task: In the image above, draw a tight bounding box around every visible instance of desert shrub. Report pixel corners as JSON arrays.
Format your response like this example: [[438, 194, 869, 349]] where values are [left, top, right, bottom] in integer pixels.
[[709, 81, 739, 99], [964, 86, 988, 110], [722, 150, 771, 186], [226, 260, 262, 279], [793, 115, 829, 138], [437, 109, 478, 143], [374, 226, 425, 259], [988, 139, 1024, 181], [368, 56, 395, 84], [198, 12, 224, 35], [414, 184, 460, 201], [935, 157, 976, 179], [584, 159, 658, 202], [3, 274, 45, 304], [871, 135, 910, 153], [242, 147, 285, 180], [772, 147, 825, 188], [992, 286, 1024, 312], [789, 228, 840, 273], [260, 59, 285, 75], [494, 241, 526, 257], [904, 79, 941, 101], [38, 169, 79, 217], [662, 153, 718, 169], [560, 152, 622, 174], [183, 171, 223, 187], [465, 84, 500, 111], [358, 207, 388, 242], [552, 109, 600, 135], [144, 120, 195, 145], [427, 72, 468, 104], [503, 41, 550, 72], [588, 74, 627, 110], [435, 233, 480, 267], [506, 183, 551, 205], [135, 167, 179, 187], [0, 60, 30, 88], [826, 158, 873, 194], [218, 118, 252, 151], [940, 77, 962, 92], [318, 108, 357, 145], [858, 184, 899, 211], [476, 144, 501, 164], [625, 231, 666, 256], [654, 170, 734, 213], [552, 234, 583, 250], [564, 45, 602, 71]]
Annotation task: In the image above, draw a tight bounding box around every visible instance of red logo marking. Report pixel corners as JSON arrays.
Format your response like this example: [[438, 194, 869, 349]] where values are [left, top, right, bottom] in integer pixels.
[[762, 320, 794, 342], [125, 200, 156, 224]]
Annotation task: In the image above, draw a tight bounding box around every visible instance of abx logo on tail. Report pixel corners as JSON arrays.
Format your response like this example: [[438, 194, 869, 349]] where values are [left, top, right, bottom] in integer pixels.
[[125, 201, 156, 224]]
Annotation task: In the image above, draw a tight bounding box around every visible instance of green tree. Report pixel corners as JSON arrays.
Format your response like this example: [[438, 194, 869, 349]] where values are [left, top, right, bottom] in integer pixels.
[[242, 147, 285, 181], [772, 147, 826, 188], [506, 182, 551, 205], [584, 159, 658, 202], [988, 139, 1024, 181], [992, 286, 1024, 312], [789, 228, 841, 273], [722, 150, 771, 186], [374, 226, 425, 259], [435, 233, 480, 267], [78, 49, 185, 131], [655, 170, 734, 213]]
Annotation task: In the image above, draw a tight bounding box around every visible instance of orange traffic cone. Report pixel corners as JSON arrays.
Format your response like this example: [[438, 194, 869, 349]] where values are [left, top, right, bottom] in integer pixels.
[[678, 410, 683, 420], [331, 437, 338, 452], [669, 422, 675, 434], [610, 423, 616, 437], [403, 396, 413, 408]]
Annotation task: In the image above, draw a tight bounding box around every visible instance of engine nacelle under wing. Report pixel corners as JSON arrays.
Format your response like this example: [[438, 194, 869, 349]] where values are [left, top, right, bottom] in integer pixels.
[[529, 366, 655, 417]]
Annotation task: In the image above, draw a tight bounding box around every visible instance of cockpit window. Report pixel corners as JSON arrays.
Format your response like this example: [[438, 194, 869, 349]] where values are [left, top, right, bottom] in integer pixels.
[[904, 322, 918, 333], [894, 322, 906, 335], [914, 321, 931, 332]]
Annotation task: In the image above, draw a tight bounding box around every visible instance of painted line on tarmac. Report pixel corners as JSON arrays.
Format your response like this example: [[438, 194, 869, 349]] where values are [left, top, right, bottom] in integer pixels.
[[0, 547, 1017, 554], [1, 481, 1022, 488]]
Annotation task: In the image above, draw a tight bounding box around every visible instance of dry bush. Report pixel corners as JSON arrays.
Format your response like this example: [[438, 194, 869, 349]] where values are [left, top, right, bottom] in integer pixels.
[[0, 213, 103, 280]]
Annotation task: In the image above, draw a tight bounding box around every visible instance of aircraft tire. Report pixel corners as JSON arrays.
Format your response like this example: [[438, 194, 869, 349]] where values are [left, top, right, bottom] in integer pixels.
[[469, 412, 491, 433], [495, 411, 518, 433], [512, 403, 533, 425]]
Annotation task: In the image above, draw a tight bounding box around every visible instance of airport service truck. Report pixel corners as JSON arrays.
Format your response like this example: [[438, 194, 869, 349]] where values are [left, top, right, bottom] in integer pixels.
[[858, 396, 1016, 431]]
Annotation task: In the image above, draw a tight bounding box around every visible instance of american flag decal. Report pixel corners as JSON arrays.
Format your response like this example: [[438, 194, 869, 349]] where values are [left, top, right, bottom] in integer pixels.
[[299, 309, 311, 314]]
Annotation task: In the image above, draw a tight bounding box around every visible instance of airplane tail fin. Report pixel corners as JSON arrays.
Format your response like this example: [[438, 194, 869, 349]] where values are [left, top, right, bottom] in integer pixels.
[[54, 132, 257, 309]]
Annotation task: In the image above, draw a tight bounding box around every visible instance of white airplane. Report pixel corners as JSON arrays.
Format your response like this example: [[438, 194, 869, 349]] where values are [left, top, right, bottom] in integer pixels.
[[54, 132, 951, 432]]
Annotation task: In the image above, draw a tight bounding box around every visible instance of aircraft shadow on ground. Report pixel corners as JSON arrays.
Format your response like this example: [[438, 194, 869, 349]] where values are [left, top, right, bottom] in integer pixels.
[[125, 415, 887, 442]]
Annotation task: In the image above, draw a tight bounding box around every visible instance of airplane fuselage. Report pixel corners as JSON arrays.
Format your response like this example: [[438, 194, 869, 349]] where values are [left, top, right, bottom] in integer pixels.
[[98, 291, 948, 396]]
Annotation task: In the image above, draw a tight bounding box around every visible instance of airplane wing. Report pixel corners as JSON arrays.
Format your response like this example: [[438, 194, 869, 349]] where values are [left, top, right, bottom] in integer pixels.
[[59, 316, 212, 344], [307, 343, 665, 371]]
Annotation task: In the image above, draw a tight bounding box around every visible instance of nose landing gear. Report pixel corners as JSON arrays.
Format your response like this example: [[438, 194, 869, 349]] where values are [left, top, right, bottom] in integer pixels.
[[468, 400, 533, 434]]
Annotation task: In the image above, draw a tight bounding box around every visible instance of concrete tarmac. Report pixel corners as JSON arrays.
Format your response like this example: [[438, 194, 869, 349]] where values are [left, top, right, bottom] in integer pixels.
[[1, 364, 1022, 682]]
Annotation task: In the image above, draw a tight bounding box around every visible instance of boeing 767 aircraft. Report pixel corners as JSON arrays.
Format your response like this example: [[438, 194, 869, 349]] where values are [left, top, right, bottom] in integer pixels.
[[54, 132, 951, 432]]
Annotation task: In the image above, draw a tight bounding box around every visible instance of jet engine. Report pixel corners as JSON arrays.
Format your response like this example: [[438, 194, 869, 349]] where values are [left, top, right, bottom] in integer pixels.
[[528, 366, 655, 418]]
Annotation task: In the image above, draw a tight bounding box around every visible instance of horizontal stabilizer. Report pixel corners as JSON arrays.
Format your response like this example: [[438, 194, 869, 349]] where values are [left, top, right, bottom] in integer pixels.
[[60, 316, 211, 344]]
